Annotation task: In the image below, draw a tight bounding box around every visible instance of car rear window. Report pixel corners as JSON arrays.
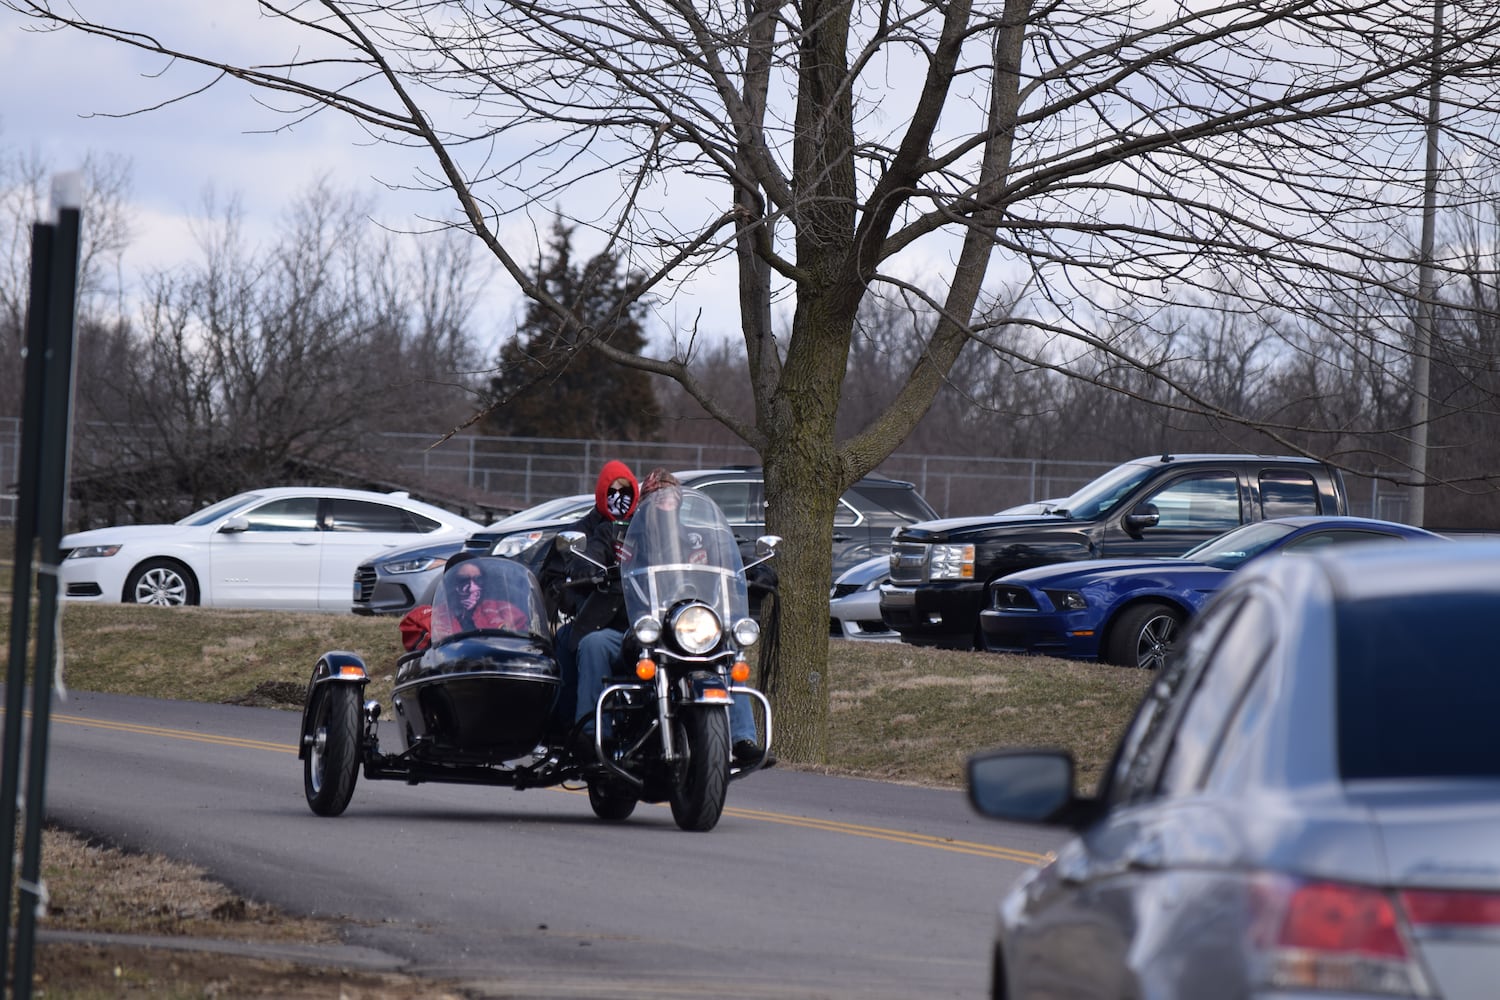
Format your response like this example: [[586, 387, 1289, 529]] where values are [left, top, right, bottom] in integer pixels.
[[326, 498, 439, 533], [1336, 592, 1500, 779], [1259, 470, 1323, 517], [846, 482, 938, 521]]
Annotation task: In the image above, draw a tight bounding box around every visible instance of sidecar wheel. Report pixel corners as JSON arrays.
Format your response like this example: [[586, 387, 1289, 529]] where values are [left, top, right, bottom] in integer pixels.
[[587, 780, 638, 822], [304, 685, 361, 817], [669, 708, 730, 832]]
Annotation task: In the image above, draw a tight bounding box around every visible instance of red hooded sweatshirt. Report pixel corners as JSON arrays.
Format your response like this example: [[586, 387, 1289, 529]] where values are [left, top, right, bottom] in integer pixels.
[[594, 460, 639, 522]]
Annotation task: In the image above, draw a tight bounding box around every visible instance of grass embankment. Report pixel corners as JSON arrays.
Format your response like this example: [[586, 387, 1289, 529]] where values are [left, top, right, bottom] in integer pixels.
[[44, 602, 1149, 789]]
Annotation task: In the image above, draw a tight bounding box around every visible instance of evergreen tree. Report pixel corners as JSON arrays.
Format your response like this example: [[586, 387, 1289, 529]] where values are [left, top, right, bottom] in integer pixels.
[[485, 219, 661, 441]]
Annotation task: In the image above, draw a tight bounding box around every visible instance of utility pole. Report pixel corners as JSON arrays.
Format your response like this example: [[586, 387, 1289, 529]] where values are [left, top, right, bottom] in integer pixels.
[[1410, 0, 1445, 528]]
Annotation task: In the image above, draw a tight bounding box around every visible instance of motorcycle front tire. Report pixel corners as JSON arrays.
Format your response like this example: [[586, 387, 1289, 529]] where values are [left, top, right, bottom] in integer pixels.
[[668, 707, 730, 832]]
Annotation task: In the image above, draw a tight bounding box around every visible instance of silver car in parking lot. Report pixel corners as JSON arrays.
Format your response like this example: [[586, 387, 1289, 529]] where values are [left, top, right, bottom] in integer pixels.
[[968, 539, 1500, 999]]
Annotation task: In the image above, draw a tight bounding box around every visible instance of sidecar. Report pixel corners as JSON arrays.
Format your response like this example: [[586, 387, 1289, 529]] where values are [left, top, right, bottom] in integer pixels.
[[298, 555, 564, 816]]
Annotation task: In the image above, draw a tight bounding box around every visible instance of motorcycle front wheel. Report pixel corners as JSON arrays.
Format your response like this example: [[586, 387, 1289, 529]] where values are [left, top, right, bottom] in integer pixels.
[[304, 684, 361, 817], [669, 707, 730, 832]]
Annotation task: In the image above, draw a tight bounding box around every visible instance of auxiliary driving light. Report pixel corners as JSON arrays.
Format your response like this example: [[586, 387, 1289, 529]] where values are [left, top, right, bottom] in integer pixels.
[[732, 617, 761, 647], [633, 615, 663, 645]]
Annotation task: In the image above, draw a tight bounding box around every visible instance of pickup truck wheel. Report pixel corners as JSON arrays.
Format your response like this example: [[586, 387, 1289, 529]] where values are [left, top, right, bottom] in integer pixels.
[[1106, 603, 1181, 670]]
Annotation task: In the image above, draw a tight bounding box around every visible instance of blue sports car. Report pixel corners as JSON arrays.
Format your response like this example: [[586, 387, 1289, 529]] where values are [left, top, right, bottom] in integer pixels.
[[978, 516, 1442, 668]]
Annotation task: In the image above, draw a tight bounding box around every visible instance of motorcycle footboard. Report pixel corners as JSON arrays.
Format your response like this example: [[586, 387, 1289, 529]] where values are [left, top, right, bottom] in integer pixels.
[[361, 754, 534, 789]]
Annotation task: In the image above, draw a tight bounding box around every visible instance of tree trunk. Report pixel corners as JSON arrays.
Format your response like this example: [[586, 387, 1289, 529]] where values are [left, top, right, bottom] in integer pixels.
[[761, 444, 841, 762]]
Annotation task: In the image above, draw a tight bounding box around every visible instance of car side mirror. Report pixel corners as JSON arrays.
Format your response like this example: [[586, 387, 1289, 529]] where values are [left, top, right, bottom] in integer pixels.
[[1122, 502, 1160, 535], [218, 517, 249, 534], [967, 748, 1081, 826]]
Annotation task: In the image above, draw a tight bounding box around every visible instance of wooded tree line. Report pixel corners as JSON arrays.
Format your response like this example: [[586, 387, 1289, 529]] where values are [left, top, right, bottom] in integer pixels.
[[5, 150, 1499, 528]]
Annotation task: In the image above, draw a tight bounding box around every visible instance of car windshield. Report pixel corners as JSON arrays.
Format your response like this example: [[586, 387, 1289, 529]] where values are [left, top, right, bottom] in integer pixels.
[[1055, 463, 1155, 520], [177, 493, 261, 526], [1337, 591, 1500, 779], [1179, 521, 1299, 569], [620, 486, 749, 625], [494, 494, 591, 528]]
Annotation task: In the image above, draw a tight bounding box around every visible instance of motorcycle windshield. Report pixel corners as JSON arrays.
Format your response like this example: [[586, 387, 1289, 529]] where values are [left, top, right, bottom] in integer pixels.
[[621, 486, 750, 626], [429, 555, 552, 645]]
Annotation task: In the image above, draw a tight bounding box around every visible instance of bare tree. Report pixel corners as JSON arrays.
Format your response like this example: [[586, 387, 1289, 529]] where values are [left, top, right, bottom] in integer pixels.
[[9, 0, 1500, 756], [72, 180, 486, 517], [0, 147, 133, 416]]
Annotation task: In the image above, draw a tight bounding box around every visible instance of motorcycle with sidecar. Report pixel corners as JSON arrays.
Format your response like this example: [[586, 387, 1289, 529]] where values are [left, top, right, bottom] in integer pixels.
[[297, 485, 776, 831]]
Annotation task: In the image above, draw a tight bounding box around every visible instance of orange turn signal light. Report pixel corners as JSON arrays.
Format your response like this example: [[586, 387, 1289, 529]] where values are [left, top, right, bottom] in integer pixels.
[[701, 688, 731, 703], [635, 658, 657, 680], [337, 665, 366, 679], [730, 660, 751, 683]]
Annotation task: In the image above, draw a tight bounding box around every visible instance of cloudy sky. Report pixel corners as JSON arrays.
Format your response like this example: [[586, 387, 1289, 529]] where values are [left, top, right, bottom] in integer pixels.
[[0, 4, 533, 337]]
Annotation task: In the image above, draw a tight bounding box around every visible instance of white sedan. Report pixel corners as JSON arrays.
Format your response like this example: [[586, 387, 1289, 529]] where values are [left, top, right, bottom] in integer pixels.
[[59, 487, 483, 610]]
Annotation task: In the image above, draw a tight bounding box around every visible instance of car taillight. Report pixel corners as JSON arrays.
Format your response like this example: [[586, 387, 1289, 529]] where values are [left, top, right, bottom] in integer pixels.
[[1402, 888, 1500, 928], [1250, 874, 1434, 996]]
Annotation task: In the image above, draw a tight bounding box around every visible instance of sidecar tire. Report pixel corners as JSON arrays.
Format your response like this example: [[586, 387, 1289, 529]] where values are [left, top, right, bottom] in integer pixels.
[[669, 708, 730, 832], [587, 780, 638, 822], [304, 684, 361, 817]]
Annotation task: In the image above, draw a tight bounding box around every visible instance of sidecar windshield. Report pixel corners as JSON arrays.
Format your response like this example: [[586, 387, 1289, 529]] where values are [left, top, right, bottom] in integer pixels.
[[621, 486, 750, 626], [429, 555, 551, 645]]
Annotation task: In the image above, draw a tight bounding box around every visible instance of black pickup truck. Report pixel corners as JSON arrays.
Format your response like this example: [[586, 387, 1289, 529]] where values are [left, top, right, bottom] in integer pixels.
[[879, 453, 1350, 649]]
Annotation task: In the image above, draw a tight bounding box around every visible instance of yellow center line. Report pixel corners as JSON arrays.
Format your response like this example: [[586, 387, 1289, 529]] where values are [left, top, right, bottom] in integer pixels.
[[47, 711, 1049, 865], [53, 712, 295, 754]]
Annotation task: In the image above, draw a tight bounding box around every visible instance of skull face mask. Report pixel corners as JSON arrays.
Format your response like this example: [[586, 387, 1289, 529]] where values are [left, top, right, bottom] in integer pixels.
[[606, 483, 634, 518]]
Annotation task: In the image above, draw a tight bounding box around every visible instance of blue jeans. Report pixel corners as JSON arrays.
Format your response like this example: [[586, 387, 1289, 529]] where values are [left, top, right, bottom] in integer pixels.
[[573, 626, 758, 744]]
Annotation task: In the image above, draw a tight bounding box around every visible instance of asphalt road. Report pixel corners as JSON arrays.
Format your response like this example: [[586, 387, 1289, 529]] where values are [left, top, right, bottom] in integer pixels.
[[39, 690, 1065, 999]]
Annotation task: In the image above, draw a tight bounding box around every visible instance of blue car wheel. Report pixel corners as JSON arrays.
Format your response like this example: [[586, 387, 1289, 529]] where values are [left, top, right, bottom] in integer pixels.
[[1106, 602, 1181, 670]]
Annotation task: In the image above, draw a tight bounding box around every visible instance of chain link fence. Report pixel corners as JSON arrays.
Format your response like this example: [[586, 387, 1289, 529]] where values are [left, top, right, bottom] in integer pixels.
[[1, 417, 1402, 526]]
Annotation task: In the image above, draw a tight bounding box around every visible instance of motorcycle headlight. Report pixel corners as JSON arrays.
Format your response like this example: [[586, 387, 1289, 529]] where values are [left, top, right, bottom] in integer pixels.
[[632, 614, 662, 645], [671, 603, 722, 655], [732, 617, 760, 647]]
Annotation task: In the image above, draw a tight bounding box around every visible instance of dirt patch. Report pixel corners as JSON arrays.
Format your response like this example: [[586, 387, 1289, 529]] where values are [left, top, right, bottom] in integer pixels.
[[31, 941, 470, 999], [226, 680, 308, 709], [11, 828, 470, 999]]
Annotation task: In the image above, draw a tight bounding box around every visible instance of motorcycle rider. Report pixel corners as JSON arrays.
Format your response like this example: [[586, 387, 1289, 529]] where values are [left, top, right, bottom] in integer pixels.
[[621, 467, 774, 767], [553, 460, 639, 754]]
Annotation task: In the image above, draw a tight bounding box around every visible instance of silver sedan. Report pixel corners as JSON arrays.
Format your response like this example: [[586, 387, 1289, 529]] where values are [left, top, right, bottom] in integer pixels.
[[968, 539, 1500, 999]]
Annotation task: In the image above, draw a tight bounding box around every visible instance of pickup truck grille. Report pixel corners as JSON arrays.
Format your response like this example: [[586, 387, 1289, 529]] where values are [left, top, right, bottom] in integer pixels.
[[888, 541, 930, 584]]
